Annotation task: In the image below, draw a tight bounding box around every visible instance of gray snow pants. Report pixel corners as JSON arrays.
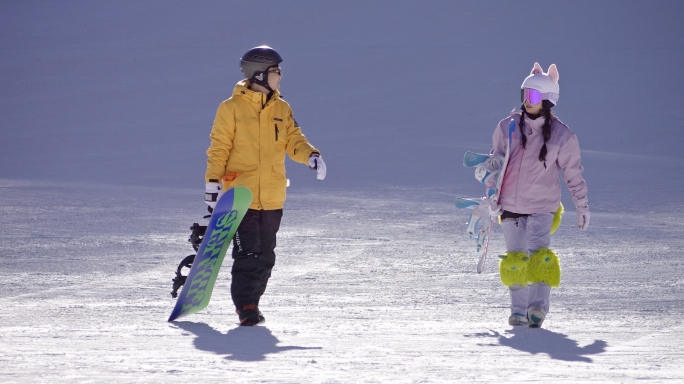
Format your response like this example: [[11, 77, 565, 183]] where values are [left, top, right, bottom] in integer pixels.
[[501, 212, 554, 315]]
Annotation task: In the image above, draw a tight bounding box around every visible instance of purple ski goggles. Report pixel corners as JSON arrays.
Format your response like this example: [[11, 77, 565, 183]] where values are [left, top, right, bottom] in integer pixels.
[[521, 88, 543, 105]]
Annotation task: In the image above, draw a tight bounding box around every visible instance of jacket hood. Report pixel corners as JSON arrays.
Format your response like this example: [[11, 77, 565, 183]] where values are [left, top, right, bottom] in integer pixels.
[[232, 79, 281, 105]]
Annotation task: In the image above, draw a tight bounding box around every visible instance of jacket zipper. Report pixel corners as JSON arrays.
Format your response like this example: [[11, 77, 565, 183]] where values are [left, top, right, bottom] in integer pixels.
[[275, 124, 279, 141]]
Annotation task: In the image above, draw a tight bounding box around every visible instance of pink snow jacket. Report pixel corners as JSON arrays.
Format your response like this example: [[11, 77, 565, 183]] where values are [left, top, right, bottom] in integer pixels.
[[488, 111, 588, 214]]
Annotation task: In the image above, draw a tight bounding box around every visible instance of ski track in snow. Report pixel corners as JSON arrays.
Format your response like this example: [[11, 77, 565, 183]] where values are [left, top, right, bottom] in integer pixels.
[[1, 180, 683, 383]]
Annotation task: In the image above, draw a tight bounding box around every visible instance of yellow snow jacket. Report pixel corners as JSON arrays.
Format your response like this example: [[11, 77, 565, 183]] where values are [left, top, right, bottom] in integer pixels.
[[205, 80, 320, 210]]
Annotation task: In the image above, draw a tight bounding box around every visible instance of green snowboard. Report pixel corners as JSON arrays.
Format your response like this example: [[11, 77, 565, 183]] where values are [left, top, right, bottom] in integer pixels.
[[168, 186, 252, 321]]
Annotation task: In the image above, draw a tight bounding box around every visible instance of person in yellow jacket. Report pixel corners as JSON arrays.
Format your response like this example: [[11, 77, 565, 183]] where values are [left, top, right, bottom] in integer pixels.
[[204, 46, 326, 326]]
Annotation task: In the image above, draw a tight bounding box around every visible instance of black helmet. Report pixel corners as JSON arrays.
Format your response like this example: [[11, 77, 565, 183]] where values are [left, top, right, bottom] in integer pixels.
[[240, 46, 282, 88]]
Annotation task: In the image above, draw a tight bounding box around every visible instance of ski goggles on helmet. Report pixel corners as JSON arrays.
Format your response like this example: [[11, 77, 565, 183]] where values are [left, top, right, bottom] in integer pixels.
[[521, 88, 543, 105]]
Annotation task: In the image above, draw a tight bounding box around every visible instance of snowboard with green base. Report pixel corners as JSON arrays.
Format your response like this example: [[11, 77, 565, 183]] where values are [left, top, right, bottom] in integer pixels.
[[168, 186, 252, 322]]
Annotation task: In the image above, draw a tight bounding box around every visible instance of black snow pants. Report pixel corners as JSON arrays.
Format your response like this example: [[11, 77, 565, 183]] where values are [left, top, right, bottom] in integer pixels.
[[230, 208, 283, 310]]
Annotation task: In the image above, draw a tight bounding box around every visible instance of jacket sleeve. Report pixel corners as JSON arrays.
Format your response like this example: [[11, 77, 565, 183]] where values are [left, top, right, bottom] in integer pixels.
[[205, 102, 236, 182], [285, 112, 319, 164], [557, 133, 589, 208], [491, 121, 508, 158], [485, 121, 508, 190]]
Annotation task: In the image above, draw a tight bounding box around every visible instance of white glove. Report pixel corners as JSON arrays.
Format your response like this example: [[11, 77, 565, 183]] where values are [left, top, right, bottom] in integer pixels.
[[488, 200, 502, 218], [308, 154, 326, 180], [486, 188, 501, 218], [205, 180, 221, 210], [576, 204, 590, 231]]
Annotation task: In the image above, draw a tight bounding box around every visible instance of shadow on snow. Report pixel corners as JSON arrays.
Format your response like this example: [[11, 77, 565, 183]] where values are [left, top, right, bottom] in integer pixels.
[[468, 328, 607, 363], [172, 321, 322, 362]]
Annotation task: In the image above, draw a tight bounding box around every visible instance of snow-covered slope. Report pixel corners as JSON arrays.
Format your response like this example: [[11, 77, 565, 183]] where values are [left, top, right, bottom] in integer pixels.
[[1, 1, 684, 382], [2, 181, 684, 382]]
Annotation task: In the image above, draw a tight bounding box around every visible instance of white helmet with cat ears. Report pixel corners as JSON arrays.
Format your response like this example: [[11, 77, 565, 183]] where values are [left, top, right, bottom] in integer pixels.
[[521, 63, 560, 105]]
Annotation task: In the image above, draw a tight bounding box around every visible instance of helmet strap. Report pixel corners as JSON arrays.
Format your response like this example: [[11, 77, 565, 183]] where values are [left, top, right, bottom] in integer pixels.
[[251, 71, 273, 92]]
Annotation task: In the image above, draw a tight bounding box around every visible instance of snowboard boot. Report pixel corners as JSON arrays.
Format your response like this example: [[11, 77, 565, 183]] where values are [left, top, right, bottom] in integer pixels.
[[527, 306, 546, 328], [237, 304, 265, 326], [508, 313, 529, 326]]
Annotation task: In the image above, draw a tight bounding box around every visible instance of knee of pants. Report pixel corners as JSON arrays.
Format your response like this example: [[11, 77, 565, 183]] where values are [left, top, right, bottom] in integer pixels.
[[231, 253, 262, 276], [526, 213, 554, 250], [261, 267, 274, 281], [232, 230, 261, 258], [261, 250, 276, 270], [526, 248, 561, 287], [232, 210, 263, 257], [502, 218, 527, 253], [499, 252, 529, 287]]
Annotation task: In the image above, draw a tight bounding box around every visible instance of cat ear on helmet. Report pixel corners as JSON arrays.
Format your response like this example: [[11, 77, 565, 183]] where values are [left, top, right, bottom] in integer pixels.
[[547, 64, 559, 84], [531, 62, 543, 75]]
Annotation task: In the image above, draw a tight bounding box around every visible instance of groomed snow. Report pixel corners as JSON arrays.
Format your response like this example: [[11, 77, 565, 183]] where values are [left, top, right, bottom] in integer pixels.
[[2, 1, 684, 382], [2, 179, 684, 382]]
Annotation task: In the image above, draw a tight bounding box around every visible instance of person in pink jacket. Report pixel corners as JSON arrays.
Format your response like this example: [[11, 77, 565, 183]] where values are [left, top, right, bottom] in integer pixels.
[[487, 63, 590, 328]]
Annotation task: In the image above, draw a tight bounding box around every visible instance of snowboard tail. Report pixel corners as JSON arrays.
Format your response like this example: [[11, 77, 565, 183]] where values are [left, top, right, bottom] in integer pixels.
[[456, 119, 516, 274], [463, 151, 491, 167], [455, 197, 482, 209], [168, 186, 252, 322]]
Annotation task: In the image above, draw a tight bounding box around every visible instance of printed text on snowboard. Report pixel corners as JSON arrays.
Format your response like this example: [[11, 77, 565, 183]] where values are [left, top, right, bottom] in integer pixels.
[[180, 210, 239, 312]]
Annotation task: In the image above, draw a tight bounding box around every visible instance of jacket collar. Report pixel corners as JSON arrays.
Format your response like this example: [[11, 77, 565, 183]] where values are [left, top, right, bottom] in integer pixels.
[[524, 114, 545, 134], [233, 79, 280, 108], [510, 109, 554, 134]]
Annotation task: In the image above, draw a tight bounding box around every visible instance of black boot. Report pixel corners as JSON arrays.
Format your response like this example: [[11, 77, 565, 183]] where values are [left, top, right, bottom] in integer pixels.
[[237, 304, 265, 326]]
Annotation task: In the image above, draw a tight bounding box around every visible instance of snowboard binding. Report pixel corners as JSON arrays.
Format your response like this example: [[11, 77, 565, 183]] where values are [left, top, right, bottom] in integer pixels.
[[170, 222, 207, 298]]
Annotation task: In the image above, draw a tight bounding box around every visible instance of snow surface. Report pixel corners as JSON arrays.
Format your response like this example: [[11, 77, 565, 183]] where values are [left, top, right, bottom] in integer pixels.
[[2, 1, 684, 382]]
